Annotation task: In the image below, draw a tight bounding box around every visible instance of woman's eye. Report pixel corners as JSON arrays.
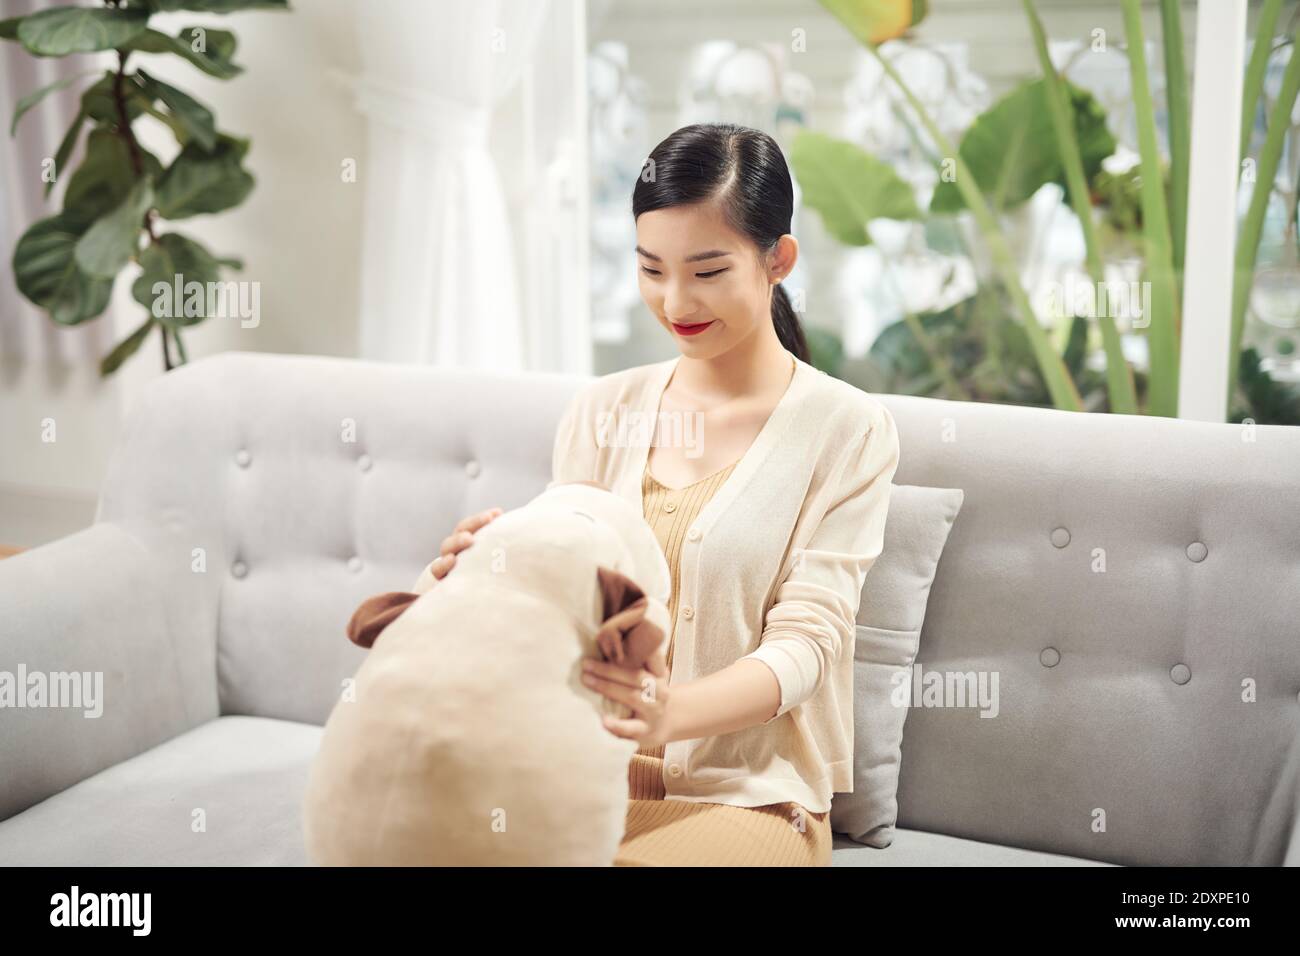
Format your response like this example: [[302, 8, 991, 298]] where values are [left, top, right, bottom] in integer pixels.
[[639, 266, 728, 278]]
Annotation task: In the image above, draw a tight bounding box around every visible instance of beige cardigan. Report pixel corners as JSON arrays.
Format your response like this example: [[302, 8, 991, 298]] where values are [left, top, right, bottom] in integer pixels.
[[547, 353, 900, 813]]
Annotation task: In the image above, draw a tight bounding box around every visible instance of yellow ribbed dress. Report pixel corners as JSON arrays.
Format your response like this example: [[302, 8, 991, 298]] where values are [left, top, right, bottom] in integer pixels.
[[612, 458, 833, 866]]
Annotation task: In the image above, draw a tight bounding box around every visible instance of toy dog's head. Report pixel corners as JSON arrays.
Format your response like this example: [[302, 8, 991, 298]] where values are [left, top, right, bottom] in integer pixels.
[[443, 480, 672, 673]]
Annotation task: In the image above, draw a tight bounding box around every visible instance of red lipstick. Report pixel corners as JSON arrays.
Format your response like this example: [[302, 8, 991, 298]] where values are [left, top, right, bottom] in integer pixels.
[[672, 320, 715, 336]]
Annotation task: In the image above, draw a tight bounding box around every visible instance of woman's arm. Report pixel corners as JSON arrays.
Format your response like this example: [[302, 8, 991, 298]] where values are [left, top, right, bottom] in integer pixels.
[[738, 407, 900, 724], [662, 659, 781, 741]]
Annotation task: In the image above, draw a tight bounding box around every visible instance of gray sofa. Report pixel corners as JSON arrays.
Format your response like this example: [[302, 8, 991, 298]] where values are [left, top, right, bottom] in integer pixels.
[[2, 351, 1298, 866]]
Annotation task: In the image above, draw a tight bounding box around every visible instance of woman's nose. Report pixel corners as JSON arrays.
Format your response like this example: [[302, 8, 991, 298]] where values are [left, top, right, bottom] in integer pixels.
[[663, 279, 698, 321]]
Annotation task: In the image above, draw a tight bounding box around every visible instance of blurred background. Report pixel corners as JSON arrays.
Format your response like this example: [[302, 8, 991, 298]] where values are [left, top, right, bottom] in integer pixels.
[[2, 0, 1297, 551]]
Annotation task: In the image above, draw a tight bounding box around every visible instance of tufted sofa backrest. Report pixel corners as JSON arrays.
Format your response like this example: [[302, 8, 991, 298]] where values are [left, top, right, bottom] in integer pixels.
[[97, 352, 579, 727], [880, 393, 1300, 865], [96, 351, 1300, 865]]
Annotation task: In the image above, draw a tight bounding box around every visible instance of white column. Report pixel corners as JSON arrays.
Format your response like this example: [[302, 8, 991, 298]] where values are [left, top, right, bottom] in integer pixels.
[[1178, 0, 1248, 421]]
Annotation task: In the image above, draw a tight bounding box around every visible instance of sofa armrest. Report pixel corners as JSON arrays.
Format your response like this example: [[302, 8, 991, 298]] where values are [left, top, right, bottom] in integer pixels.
[[1283, 730, 1300, 867], [0, 522, 219, 822]]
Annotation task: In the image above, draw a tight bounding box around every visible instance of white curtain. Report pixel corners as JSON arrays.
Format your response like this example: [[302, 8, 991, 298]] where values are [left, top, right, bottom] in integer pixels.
[[352, 0, 550, 371]]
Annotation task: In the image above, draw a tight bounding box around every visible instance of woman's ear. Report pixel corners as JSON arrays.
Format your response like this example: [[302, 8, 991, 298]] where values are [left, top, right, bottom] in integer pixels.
[[594, 565, 665, 669]]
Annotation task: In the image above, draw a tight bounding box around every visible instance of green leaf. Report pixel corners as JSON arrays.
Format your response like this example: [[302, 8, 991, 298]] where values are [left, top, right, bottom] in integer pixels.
[[930, 78, 1116, 214], [124, 26, 243, 80], [135, 69, 216, 150], [63, 127, 163, 227], [73, 179, 154, 278], [1240, 0, 1283, 163], [45, 109, 86, 197], [1062, 314, 1089, 376], [10, 70, 94, 136], [140, 103, 190, 144], [100, 316, 156, 376], [143, 0, 289, 12], [1158, 0, 1189, 277], [12, 213, 114, 325], [1022, 0, 1137, 417], [1121, 0, 1180, 417], [155, 136, 254, 218], [0, 17, 24, 41], [81, 72, 151, 125], [17, 7, 148, 57], [790, 129, 921, 245], [132, 232, 229, 326], [1230, 19, 1300, 407]]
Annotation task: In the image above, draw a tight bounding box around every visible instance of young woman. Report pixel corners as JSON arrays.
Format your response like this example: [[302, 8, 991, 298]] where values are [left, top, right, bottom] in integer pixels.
[[432, 123, 900, 866]]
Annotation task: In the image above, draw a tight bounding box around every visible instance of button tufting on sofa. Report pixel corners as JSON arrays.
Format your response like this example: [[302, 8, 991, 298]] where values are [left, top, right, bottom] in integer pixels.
[[1170, 663, 1191, 685], [465, 459, 480, 478], [357, 454, 372, 472], [346, 556, 362, 573], [4, 351, 1297, 868]]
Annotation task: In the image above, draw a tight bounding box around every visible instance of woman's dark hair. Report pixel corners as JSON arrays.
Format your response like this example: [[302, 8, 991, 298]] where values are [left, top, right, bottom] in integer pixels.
[[631, 123, 809, 364]]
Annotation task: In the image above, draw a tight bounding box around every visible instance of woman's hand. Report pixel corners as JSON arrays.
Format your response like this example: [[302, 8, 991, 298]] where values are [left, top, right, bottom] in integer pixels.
[[429, 507, 504, 582], [581, 647, 674, 748]]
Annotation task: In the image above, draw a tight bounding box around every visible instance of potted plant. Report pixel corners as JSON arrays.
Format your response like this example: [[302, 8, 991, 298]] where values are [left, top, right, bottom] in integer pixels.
[[3, 0, 289, 375]]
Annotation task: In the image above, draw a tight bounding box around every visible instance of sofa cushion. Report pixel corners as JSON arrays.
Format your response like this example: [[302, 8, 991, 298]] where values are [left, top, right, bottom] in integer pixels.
[[831, 829, 1116, 866], [0, 717, 319, 866], [831, 484, 964, 847]]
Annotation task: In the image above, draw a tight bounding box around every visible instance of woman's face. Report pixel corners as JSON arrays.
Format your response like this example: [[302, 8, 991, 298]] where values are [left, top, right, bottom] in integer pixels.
[[635, 201, 795, 358]]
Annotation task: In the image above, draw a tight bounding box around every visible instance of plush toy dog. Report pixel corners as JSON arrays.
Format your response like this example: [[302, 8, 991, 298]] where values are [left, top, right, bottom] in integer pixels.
[[302, 480, 671, 866]]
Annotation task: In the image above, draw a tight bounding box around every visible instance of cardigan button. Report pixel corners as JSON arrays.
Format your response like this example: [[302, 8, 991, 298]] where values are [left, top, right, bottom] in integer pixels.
[[667, 763, 684, 778], [682, 606, 694, 620], [687, 527, 700, 541], [664, 501, 677, 513]]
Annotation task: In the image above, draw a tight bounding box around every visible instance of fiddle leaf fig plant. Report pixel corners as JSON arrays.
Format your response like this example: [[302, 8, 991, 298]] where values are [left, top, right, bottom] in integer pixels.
[[2, 0, 289, 376]]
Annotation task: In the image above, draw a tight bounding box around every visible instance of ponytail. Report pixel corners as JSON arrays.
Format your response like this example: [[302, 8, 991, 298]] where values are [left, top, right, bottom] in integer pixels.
[[771, 282, 809, 364]]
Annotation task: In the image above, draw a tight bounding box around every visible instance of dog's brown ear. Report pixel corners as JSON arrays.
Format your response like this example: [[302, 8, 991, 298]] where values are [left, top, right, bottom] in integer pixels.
[[346, 591, 420, 649], [594, 566, 665, 670]]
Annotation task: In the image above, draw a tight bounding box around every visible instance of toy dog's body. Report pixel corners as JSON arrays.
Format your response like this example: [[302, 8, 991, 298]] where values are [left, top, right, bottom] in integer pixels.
[[302, 483, 671, 866]]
